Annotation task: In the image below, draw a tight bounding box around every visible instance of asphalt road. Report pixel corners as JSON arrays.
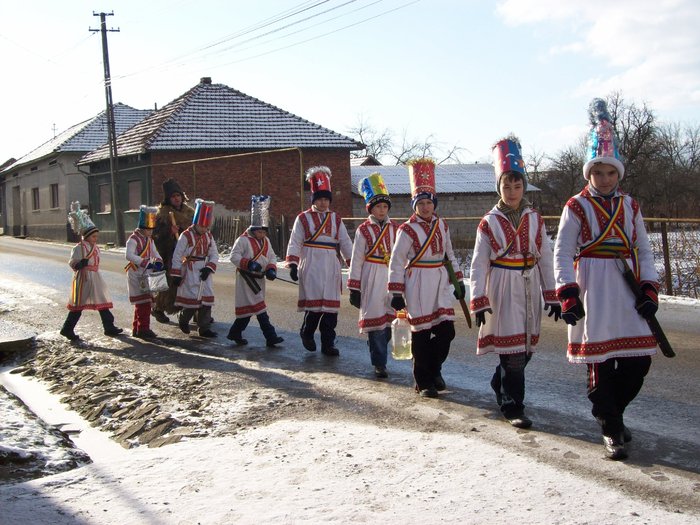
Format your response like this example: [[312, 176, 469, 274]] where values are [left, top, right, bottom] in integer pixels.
[[1, 235, 699, 512]]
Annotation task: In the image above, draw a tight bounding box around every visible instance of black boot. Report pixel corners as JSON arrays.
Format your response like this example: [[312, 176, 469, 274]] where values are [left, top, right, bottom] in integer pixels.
[[60, 311, 81, 341]]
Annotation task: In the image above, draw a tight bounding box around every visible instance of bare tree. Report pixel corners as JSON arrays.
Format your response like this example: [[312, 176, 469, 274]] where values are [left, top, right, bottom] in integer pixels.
[[346, 115, 393, 161]]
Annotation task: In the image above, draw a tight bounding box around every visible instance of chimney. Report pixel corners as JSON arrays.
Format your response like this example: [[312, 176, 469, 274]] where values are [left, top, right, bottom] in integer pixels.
[[200, 77, 212, 84]]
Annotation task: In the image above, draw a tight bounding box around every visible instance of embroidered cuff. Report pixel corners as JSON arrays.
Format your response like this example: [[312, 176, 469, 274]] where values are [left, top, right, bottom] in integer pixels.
[[470, 295, 490, 313], [388, 282, 405, 293], [556, 283, 580, 301], [347, 279, 361, 290], [286, 255, 300, 264]]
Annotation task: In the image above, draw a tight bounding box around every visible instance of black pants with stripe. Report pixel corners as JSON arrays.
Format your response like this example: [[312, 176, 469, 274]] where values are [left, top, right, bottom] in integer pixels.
[[586, 355, 652, 437], [491, 351, 532, 418]]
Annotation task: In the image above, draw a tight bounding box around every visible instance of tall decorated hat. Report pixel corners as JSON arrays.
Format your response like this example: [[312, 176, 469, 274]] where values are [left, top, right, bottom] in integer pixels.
[[68, 201, 99, 238], [492, 136, 528, 194], [358, 172, 391, 212], [249, 195, 271, 231], [305, 166, 333, 203], [192, 198, 215, 228], [138, 205, 158, 229], [408, 158, 437, 210], [583, 98, 625, 180]]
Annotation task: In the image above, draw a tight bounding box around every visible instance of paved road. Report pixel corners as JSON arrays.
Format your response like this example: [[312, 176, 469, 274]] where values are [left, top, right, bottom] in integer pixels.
[[1, 235, 699, 511]]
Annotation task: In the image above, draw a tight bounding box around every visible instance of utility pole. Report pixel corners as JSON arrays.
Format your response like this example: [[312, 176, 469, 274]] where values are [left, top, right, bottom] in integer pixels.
[[90, 12, 123, 245]]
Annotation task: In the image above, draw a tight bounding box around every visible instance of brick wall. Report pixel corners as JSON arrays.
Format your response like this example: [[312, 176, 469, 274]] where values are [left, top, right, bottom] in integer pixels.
[[150, 149, 353, 224]]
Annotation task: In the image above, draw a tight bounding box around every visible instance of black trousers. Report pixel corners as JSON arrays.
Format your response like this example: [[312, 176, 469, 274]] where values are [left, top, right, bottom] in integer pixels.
[[411, 321, 455, 390], [179, 305, 212, 330], [62, 309, 116, 332], [490, 352, 531, 418], [587, 355, 652, 437], [229, 312, 278, 341], [300, 311, 338, 350]]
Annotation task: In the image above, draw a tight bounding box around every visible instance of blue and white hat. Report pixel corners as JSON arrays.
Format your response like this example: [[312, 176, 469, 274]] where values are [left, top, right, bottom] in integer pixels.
[[583, 98, 625, 180]]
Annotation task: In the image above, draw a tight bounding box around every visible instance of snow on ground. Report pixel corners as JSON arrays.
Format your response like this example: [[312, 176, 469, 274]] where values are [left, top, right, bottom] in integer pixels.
[[0, 372, 697, 525]]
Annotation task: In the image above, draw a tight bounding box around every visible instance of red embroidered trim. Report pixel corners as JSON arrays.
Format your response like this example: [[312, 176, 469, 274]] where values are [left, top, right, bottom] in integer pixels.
[[536, 214, 544, 251], [470, 296, 490, 312], [236, 301, 266, 316], [129, 293, 153, 304], [359, 314, 396, 329], [285, 255, 300, 264], [176, 295, 215, 305], [543, 290, 557, 302], [567, 197, 591, 243], [556, 283, 579, 300], [388, 282, 405, 292], [408, 308, 454, 326], [568, 335, 658, 356], [299, 213, 311, 239], [399, 223, 421, 254], [298, 299, 341, 309], [67, 302, 113, 311], [479, 219, 501, 253], [478, 333, 540, 348], [347, 279, 361, 290], [496, 215, 516, 249]]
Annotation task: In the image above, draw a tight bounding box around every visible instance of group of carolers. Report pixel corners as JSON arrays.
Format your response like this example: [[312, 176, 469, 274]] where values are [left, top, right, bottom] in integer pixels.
[[59, 98, 662, 461]]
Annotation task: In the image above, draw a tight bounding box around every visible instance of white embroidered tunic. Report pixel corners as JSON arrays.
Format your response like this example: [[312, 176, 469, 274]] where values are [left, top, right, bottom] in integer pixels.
[[125, 230, 163, 305], [229, 232, 278, 318], [171, 226, 219, 308], [388, 214, 462, 332], [67, 241, 113, 311], [553, 186, 658, 364], [285, 207, 353, 313], [469, 206, 557, 355], [347, 216, 399, 333]]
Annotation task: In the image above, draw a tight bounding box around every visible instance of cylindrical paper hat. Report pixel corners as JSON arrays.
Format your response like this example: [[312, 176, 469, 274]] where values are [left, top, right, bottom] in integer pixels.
[[305, 166, 333, 203], [408, 158, 438, 210], [192, 198, 215, 228], [492, 137, 528, 194], [68, 201, 99, 238], [358, 172, 391, 212], [249, 195, 271, 230], [138, 205, 158, 229], [583, 98, 625, 180]]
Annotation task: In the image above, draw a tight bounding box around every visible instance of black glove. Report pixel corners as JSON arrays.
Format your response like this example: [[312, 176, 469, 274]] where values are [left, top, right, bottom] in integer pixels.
[[171, 276, 183, 287], [248, 260, 263, 273], [153, 261, 164, 272], [289, 264, 298, 282], [74, 258, 89, 270], [200, 267, 213, 281], [265, 268, 277, 281], [390, 294, 406, 311], [545, 303, 562, 322], [349, 290, 361, 309], [453, 281, 466, 300], [475, 308, 492, 327], [560, 287, 585, 326], [635, 284, 658, 320]]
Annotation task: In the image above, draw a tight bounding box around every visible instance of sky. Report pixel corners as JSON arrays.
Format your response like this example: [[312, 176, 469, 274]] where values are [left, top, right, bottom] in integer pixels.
[[1, 0, 699, 166]]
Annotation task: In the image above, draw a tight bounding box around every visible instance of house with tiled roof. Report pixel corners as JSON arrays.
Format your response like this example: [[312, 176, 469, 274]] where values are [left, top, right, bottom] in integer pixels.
[[350, 164, 541, 248], [77, 77, 363, 244], [0, 104, 152, 240]]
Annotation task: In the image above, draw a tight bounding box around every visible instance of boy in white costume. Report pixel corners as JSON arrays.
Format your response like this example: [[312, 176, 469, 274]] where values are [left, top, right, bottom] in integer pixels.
[[388, 158, 465, 398], [554, 98, 659, 460], [227, 195, 284, 347], [285, 166, 353, 356], [348, 173, 398, 378], [171, 198, 219, 338], [469, 137, 560, 428], [60, 202, 123, 341], [125, 205, 164, 339]]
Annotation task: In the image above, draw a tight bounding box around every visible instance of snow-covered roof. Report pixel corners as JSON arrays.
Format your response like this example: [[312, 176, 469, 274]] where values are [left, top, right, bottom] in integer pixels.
[[78, 77, 363, 164], [0, 104, 152, 174], [351, 163, 540, 195]]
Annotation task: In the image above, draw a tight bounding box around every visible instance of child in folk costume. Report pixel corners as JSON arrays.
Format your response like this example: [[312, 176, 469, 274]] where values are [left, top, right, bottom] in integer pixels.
[[125, 205, 164, 339], [60, 202, 123, 341], [227, 195, 284, 347], [170, 198, 219, 338], [285, 166, 353, 356], [469, 137, 561, 428], [554, 98, 660, 460], [348, 173, 398, 378], [388, 159, 465, 398]]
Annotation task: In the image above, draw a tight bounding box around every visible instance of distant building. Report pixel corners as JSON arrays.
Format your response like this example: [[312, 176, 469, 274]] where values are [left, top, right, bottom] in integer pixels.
[[0, 104, 152, 240], [350, 163, 541, 248], [78, 77, 363, 245]]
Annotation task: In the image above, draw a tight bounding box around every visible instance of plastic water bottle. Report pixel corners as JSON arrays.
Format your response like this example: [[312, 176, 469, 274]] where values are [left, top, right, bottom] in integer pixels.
[[391, 311, 412, 360]]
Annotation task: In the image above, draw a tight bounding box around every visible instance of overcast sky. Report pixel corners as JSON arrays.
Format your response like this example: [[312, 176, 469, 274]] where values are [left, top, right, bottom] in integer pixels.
[[1, 0, 698, 165]]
